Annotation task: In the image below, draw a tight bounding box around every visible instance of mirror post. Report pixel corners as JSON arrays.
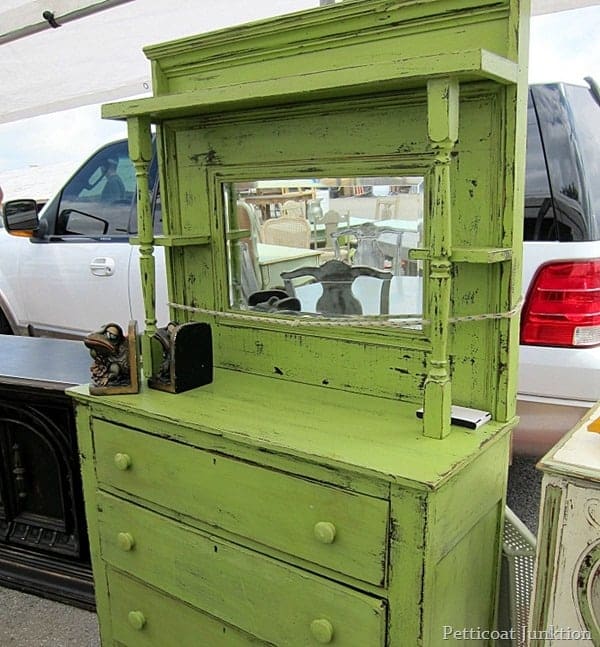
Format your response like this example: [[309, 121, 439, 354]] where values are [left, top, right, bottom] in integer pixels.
[[127, 116, 156, 379], [423, 77, 458, 439]]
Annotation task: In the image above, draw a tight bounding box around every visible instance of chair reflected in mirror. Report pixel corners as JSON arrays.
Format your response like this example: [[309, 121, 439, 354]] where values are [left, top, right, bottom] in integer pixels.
[[261, 210, 311, 248], [318, 209, 350, 262], [374, 196, 401, 220], [233, 201, 262, 302], [247, 289, 302, 313], [281, 259, 392, 316], [237, 200, 264, 243], [280, 200, 306, 220], [394, 225, 423, 276], [331, 223, 405, 274], [238, 242, 260, 300]]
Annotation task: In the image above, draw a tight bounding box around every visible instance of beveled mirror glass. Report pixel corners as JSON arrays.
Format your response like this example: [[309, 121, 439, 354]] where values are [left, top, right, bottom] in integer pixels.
[[225, 177, 424, 323]]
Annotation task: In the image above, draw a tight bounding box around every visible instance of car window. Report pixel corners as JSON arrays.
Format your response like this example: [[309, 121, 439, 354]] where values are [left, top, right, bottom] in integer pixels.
[[564, 84, 600, 241], [57, 140, 135, 237], [530, 83, 599, 242], [524, 96, 555, 241]]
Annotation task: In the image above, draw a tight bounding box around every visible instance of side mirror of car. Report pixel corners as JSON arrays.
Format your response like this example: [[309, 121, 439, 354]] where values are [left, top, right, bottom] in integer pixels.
[[2, 199, 40, 236]]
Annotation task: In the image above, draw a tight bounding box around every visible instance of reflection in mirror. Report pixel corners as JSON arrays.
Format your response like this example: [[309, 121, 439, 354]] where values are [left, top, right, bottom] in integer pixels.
[[2, 199, 40, 232], [225, 177, 424, 323]]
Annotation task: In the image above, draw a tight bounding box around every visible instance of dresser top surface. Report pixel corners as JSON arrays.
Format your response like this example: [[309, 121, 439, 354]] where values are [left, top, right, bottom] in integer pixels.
[[539, 401, 600, 482], [70, 368, 510, 489]]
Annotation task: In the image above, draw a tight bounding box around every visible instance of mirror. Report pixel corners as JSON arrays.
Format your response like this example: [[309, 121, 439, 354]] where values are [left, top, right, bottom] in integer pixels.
[[225, 177, 424, 322], [2, 199, 40, 233]]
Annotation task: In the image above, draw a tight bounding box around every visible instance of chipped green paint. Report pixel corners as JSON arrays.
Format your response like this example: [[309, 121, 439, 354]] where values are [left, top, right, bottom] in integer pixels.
[[423, 77, 457, 439], [71, 0, 529, 645]]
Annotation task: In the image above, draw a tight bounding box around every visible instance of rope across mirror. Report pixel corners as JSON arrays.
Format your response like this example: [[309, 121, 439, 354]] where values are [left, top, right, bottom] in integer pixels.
[[224, 177, 424, 324]]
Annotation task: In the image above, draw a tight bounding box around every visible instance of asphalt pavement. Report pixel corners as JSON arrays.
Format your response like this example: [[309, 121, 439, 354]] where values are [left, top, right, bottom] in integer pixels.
[[507, 455, 543, 535], [0, 586, 99, 646]]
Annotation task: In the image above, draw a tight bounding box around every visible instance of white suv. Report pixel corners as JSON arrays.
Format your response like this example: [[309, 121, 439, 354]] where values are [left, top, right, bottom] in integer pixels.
[[515, 79, 600, 456]]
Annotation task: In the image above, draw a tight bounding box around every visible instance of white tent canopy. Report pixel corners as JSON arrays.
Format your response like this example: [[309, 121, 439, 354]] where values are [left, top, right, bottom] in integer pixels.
[[0, 0, 317, 124], [0, 0, 596, 125]]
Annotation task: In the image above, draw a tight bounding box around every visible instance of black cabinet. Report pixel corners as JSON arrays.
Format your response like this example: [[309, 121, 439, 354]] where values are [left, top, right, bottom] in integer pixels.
[[0, 336, 93, 609]]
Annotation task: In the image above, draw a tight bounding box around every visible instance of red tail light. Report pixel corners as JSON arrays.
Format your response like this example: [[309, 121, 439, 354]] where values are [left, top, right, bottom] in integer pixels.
[[521, 259, 600, 347]]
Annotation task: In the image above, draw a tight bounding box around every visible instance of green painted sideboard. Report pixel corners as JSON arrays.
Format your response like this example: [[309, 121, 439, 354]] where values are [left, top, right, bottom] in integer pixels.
[[73, 373, 513, 645], [70, 1, 530, 644]]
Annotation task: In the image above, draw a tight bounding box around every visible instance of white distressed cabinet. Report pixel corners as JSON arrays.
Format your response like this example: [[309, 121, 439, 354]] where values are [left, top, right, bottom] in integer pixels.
[[530, 402, 600, 646]]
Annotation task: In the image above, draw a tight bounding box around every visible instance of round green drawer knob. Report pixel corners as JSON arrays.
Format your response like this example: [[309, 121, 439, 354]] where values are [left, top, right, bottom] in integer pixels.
[[117, 532, 135, 551], [114, 453, 132, 471], [128, 610, 146, 631], [310, 618, 334, 643], [313, 521, 336, 544]]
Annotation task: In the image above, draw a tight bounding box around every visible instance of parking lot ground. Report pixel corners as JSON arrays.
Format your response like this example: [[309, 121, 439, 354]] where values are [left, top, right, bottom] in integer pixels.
[[0, 585, 99, 646], [507, 455, 542, 535]]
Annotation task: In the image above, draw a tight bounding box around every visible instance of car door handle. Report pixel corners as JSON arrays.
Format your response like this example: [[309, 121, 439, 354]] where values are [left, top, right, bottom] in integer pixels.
[[90, 257, 116, 276]]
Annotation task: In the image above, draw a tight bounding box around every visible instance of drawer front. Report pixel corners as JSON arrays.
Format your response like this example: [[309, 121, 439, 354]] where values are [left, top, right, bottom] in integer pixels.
[[98, 492, 387, 646], [107, 568, 264, 646], [93, 419, 388, 585]]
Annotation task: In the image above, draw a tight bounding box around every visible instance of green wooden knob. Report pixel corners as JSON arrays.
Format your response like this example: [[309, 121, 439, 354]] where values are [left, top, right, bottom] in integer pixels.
[[114, 453, 132, 470], [128, 610, 146, 631], [313, 521, 336, 544], [310, 618, 334, 643], [117, 532, 135, 551]]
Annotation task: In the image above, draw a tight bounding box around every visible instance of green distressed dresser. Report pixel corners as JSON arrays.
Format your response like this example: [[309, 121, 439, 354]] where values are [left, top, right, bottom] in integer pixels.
[[69, 1, 530, 644]]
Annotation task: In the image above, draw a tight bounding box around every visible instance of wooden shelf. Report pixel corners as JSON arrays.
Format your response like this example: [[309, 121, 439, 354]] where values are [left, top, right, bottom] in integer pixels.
[[409, 247, 512, 264], [452, 247, 513, 263], [103, 49, 517, 122], [130, 235, 211, 247]]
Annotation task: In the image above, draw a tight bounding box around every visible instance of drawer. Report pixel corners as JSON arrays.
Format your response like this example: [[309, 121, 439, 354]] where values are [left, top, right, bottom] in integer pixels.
[[98, 492, 387, 646], [107, 568, 265, 646], [93, 419, 388, 586]]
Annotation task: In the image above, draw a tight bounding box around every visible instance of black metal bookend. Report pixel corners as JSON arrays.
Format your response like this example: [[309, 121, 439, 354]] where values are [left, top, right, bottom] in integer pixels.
[[148, 321, 213, 393], [84, 321, 140, 395]]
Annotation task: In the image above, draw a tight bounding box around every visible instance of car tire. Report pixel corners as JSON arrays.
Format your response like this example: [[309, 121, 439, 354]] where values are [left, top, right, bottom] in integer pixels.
[[0, 310, 13, 335]]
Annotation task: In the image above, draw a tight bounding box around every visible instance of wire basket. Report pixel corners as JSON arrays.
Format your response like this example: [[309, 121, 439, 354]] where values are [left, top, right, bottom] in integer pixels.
[[497, 506, 537, 646]]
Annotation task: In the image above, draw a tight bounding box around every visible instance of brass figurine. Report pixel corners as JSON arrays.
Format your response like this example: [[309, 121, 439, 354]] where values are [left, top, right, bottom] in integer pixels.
[[84, 321, 140, 395], [151, 321, 178, 384], [148, 321, 213, 393]]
